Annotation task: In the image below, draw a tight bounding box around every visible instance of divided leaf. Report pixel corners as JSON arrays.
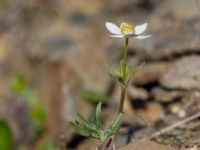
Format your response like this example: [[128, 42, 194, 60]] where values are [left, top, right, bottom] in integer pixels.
[[69, 122, 90, 137], [77, 113, 96, 130], [105, 113, 123, 138], [81, 90, 110, 103], [95, 103, 103, 129], [69, 104, 123, 142]]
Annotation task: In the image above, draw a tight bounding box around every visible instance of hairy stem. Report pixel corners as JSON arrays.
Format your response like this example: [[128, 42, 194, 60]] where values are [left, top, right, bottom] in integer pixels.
[[118, 85, 127, 114], [109, 38, 130, 149], [119, 37, 129, 113]]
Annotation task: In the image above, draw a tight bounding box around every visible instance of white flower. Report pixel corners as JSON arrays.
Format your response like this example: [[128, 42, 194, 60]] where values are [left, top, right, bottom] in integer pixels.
[[105, 21, 151, 39]]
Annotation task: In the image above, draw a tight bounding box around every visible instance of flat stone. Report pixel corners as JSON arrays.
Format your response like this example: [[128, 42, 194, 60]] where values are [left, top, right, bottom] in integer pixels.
[[128, 86, 149, 101], [133, 62, 171, 85], [77, 138, 100, 150], [137, 102, 164, 124], [151, 87, 185, 103], [160, 56, 200, 90], [118, 140, 173, 150]]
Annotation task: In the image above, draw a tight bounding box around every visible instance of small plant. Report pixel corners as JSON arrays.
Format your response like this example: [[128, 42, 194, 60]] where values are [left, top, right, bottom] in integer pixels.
[[70, 103, 123, 142], [70, 21, 151, 149]]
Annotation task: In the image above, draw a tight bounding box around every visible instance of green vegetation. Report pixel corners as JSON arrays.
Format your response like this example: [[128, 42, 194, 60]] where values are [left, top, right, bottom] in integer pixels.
[[81, 89, 110, 103], [70, 103, 123, 142], [11, 73, 47, 134], [0, 120, 13, 150]]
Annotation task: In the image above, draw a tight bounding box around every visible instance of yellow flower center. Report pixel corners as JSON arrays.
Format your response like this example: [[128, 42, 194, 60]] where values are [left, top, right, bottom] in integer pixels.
[[120, 23, 135, 35]]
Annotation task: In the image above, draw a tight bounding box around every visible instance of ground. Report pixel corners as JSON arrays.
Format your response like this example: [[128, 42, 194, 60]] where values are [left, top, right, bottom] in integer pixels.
[[0, 0, 200, 149]]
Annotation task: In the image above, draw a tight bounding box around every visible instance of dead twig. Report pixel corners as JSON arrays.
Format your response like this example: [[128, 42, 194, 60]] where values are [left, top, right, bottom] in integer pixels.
[[149, 112, 200, 139]]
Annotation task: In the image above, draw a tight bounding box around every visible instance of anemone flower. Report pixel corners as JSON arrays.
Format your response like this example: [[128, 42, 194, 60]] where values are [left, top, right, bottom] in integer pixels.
[[105, 22, 151, 39]]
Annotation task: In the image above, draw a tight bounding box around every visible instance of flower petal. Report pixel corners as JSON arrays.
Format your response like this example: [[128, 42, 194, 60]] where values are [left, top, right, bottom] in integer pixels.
[[134, 35, 152, 40], [105, 22, 121, 34], [135, 23, 148, 35], [109, 34, 125, 38]]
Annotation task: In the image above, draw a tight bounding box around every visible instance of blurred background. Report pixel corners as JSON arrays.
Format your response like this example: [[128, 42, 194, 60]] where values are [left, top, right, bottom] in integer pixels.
[[1, 0, 200, 149]]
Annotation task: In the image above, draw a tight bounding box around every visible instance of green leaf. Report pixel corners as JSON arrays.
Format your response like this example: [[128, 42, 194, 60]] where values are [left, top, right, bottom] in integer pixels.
[[69, 122, 90, 137], [0, 120, 13, 150], [31, 104, 47, 133], [89, 112, 96, 124], [120, 63, 129, 84], [77, 113, 96, 130], [69, 121, 99, 139], [98, 130, 107, 142], [105, 113, 123, 138], [11, 73, 27, 94], [81, 89, 110, 103], [109, 66, 120, 79], [95, 103, 103, 129]]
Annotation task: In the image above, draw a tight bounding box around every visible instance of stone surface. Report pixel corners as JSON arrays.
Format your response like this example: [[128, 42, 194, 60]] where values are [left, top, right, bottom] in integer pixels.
[[118, 140, 173, 150], [133, 62, 171, 85], [133, 16, 200, 60], [160, 56, 200, 90], [151, 87, 185, 103], [137, 102, 164, 124], [128, 86, 149, 101], [77, 138, 100, 150], [182, 91, 200, 115], [157, 0, 200, 19]]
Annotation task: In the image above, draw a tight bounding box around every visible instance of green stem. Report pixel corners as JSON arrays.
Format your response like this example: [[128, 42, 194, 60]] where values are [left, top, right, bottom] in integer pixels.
[[111, 38, 130, 149], [122, 38, 129, 81]]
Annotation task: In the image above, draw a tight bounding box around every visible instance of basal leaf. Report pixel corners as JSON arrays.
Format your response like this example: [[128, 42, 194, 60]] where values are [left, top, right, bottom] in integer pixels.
[[77, 113, 96, 130], [81, 89, 110, 103], [105, 113, 123, 138], [69, 122, 90, 137]]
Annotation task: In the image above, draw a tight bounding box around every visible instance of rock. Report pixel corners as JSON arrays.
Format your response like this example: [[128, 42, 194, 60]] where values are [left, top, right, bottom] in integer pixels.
[[118, 140, 173, 150], [132, 62, 171, 85], [132, 16, 200, 60], [151, 87, 185, 103], [128, 86, 149, 101], [156, 0, 200, 19], [65, 0, 103, 15], [137, 102, 164, 124], [182, 91, 200, 115], [77, 138, 100, 150], [61, 48, 110, 93], [160, 56, 200, 90]]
